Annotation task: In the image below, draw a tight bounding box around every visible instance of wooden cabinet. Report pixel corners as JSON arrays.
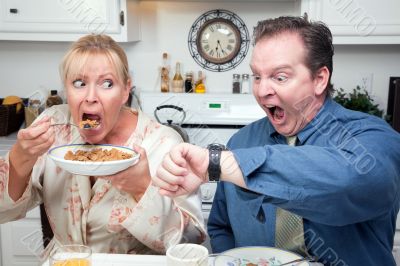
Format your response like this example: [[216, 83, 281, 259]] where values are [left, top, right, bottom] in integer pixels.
[[0, 207, 43, 266], [0, 0, 140, 42], [301, 0, 400, 44]]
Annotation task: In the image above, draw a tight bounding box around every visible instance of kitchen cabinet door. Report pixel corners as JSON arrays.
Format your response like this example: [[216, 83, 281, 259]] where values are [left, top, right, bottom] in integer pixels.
[[0, 207, 43, 266], [0, 0, 140, 42], [301, 0, 400, 44]]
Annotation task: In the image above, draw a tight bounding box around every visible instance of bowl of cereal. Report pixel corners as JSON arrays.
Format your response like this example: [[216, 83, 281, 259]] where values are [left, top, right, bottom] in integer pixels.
[[48, 144, 140, 176]]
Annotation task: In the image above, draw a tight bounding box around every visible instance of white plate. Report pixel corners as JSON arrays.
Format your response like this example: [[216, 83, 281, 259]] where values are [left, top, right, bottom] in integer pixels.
[[213, 246, 310, 266], [48, 144, 140, 176]]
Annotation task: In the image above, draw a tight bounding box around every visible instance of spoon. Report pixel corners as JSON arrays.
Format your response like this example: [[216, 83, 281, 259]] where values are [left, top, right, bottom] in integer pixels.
[[209, 253, 317, 266], [277, 256, 317, 266], [51, 123, 79, 128], [51, 123, 97, 129]]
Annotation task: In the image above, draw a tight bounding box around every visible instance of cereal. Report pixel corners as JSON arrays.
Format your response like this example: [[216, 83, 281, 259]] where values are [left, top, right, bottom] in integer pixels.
[[79, 119, 99, 129], [64, 148, 133, 162]]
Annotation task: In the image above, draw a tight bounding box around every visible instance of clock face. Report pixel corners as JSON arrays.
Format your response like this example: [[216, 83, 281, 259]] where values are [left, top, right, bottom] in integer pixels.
[[197, 19, 241, 64], [188, 9, 250, 72]]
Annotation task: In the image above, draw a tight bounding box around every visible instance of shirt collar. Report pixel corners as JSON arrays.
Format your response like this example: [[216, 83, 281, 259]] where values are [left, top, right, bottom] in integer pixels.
[[268, 97, 336, 144]]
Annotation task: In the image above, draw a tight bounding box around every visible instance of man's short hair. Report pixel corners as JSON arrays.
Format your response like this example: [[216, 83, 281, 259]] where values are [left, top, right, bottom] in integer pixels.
[[253, 15, 335, 96]]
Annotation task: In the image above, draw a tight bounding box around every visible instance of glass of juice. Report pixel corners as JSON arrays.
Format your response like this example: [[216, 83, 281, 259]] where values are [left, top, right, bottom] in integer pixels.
[[49, 244, 91, 266]]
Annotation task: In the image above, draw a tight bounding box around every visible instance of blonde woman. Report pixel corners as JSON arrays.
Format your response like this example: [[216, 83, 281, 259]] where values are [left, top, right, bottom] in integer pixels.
[[0, 34, 205, 257]]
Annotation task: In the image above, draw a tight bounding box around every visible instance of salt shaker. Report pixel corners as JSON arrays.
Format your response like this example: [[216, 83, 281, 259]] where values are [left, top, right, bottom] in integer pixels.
[[241, 74, 251, 94], [232, 74, 241, 94]]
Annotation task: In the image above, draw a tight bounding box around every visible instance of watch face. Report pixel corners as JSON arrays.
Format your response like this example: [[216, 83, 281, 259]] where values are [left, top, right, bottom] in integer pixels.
[[197, 19, 241, 64], [208, 143, 226, 151]]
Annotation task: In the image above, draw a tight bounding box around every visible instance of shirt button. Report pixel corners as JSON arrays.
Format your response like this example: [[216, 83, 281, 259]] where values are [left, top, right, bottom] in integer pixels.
[[257, 210, 265, 223]]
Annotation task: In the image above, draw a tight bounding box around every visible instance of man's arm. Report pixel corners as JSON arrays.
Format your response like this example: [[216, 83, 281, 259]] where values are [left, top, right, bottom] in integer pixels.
[[218, 150, 246, 187]]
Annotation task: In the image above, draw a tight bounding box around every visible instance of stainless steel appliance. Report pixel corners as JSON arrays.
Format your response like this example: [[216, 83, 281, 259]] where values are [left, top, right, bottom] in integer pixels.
[[387, 77, 400, 132], [139, 92, 265, 219]]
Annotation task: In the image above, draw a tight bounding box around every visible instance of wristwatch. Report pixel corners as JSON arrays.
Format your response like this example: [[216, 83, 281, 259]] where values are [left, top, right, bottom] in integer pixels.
[[207, 143, 226, 182]]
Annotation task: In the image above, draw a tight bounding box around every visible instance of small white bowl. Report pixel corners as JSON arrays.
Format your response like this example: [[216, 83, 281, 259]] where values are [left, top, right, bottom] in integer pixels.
[[48, 144, 140, 176]]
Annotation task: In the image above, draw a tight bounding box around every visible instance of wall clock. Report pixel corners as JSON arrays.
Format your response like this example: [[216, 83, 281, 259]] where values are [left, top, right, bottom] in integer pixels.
[[188, 9, 250, 72]]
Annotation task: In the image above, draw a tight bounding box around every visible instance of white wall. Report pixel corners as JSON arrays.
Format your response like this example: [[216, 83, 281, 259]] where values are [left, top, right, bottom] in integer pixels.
[[333, 45, 400, 109], [0, 1, 399, 112]]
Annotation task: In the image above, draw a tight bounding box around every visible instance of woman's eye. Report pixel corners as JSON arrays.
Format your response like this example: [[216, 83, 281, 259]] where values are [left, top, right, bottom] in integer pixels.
[[72, 79, 86, 88], [101, 79, 113, 89]]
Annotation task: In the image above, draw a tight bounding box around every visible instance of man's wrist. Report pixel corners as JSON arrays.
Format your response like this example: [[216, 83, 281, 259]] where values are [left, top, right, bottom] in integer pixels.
[[207, 144, 225, 182], [220, 150, 246, 187]]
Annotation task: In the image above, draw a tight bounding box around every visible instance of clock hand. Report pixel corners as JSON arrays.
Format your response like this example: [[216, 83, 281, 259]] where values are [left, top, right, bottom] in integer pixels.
[[217, 40, 228, 56], [215, 46, 221, 58]]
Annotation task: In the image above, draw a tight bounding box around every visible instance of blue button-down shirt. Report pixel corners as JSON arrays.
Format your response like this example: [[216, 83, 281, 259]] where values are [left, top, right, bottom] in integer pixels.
[[208, 97, 400, 266]]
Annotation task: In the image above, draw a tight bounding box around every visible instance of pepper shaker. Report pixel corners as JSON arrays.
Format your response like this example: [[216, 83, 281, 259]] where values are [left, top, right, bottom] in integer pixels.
[[232, 74, 241, 94]]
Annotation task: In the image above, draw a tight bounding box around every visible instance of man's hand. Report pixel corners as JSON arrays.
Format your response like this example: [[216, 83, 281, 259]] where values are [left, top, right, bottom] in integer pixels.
[[153, 143, 209, 197]]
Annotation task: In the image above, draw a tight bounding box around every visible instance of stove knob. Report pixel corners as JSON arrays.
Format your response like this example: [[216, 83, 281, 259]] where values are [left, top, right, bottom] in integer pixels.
[[201, 187, 213, 200]]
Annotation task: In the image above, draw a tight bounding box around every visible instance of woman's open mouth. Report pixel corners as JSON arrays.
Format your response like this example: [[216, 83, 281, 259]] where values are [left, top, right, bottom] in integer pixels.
[[80, 113, 102, 129]]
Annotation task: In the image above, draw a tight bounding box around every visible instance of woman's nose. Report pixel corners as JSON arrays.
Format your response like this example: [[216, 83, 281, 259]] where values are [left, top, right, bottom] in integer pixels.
[[85, 85, 98, 103]]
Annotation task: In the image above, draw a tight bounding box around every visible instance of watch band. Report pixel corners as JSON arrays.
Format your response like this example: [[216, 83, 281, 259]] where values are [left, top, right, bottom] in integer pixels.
[[207, 144, 225, 182]]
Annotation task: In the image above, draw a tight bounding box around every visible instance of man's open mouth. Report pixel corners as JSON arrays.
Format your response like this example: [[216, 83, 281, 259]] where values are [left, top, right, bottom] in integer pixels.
[[266, 105, 285, 121]]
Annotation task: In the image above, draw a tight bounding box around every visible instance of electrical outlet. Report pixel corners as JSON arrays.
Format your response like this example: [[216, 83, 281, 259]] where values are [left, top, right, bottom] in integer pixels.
[[360, 73, 373, 93]]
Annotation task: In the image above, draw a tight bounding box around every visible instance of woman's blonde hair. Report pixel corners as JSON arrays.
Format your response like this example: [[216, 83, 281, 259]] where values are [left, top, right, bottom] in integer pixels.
[[60, 34, 130, 87]]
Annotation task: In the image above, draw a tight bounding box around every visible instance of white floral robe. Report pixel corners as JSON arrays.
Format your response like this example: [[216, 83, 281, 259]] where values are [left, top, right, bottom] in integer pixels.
[[0, 105, 206, 258]]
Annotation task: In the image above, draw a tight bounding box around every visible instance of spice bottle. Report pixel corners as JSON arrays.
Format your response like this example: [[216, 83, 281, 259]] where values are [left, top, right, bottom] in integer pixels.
[[25, 98, 41, 127], [46, 90, 63, 108], [195, 71, 206, 93], [232, 74, 241, 93], [160, 52, 170, 93], [171, 62, 184, 93], [241, 74, 251, 94], [185, 72, 194, 93]]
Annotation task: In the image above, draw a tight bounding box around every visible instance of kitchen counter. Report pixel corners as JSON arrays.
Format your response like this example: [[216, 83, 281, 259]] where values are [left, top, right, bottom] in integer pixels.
[[0, 132, 17, 157]]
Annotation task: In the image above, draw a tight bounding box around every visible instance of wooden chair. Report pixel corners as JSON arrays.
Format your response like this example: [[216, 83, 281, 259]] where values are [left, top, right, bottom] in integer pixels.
[[40, 204, 53, 248]]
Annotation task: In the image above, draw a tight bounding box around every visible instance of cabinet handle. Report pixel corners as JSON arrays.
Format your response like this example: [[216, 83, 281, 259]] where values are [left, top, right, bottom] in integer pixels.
[[9, 8, 18, 14], [120, 11, 124, 26]]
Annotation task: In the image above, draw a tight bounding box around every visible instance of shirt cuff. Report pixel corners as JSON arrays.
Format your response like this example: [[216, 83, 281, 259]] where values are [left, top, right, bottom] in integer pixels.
[[232, 146, 267, 183]]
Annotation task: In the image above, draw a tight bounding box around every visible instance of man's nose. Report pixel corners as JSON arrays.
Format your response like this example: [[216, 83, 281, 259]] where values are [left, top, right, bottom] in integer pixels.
[[256, 78, 276, 98]]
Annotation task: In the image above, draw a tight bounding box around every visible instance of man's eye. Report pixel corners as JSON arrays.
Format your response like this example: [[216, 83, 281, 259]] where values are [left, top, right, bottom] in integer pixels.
[[101, 79, 113, 89], [274, 75, 288, 82], [72, 79, 85, 88], [252, 74, 261, 82]]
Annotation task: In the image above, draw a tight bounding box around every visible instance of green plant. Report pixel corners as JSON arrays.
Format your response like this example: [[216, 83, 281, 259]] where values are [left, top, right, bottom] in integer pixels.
[[333, 86, 383, 118]]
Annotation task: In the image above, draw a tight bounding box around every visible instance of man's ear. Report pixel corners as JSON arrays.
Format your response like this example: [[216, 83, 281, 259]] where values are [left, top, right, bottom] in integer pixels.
[[314, 66, 330, 96]]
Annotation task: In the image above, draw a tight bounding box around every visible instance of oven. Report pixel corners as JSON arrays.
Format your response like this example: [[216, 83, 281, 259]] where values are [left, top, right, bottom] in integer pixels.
[[139, 91, 265, 220]]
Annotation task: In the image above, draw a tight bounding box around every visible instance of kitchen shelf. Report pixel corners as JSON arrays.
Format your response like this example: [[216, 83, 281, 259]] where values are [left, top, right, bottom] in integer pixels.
[[139, 0, 297, 2]]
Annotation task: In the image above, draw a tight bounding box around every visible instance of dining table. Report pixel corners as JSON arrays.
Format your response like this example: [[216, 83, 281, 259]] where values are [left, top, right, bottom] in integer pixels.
[[42, 253, 216, 266]]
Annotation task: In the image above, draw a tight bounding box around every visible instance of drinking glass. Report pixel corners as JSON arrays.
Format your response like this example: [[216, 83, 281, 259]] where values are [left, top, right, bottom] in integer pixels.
[[49, 244, 91, 266], [166, 243, 208, 266]]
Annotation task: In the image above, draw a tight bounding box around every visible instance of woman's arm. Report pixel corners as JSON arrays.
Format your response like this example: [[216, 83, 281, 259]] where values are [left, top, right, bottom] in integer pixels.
[[8, 116, 54, 201]]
